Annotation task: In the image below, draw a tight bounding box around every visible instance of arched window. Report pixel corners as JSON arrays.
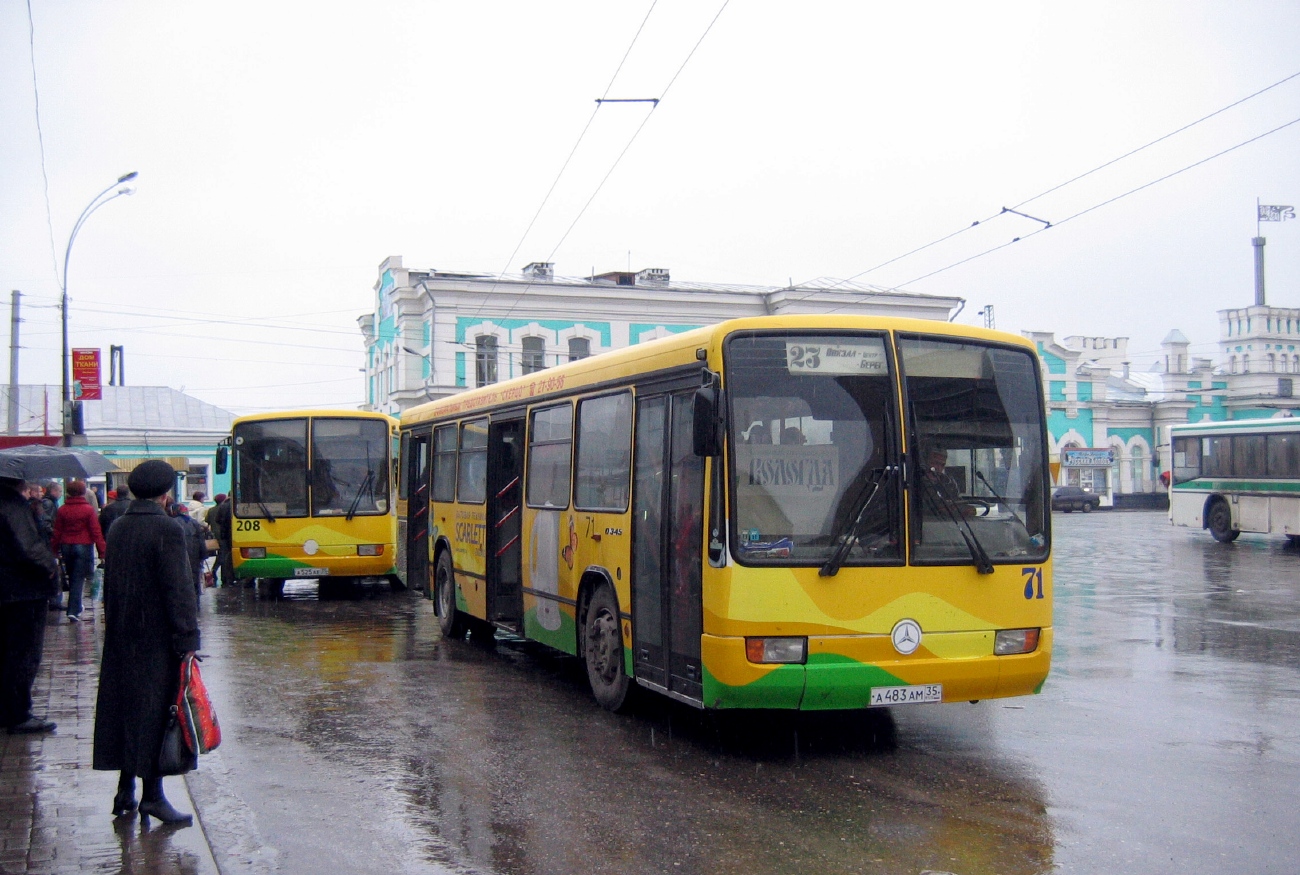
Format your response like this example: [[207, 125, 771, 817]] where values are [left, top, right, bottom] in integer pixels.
[[475, 335, 498, 387], [1243, 355, 1250, 373], [1230, 356, 1237, 374], [521, 336, 545, 375], [1268, 354, 1276, 373], [568, 337, 591, 362], [1130, 446, 1145, 491]]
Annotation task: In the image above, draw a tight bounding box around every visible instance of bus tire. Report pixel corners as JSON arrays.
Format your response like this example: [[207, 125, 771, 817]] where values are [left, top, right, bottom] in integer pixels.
[[434, 551, 467, 640], [1207, 499, 1239, 543], [583, 585, 630, 712]]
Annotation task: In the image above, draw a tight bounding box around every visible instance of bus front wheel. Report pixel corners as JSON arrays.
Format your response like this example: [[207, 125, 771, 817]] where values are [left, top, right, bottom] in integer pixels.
[[1207, 500, 1239, 543], [583, 586, 630, 712], [435, 552, 468, 640]]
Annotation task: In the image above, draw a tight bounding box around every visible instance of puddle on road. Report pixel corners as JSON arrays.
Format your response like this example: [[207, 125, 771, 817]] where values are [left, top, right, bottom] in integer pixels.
[[196, 581, 1053, 875]]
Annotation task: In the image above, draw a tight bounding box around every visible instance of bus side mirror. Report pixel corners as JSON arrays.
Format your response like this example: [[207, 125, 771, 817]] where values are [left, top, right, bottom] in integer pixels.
[[693, 387, 721, 457], [215, 446, 228, 476]]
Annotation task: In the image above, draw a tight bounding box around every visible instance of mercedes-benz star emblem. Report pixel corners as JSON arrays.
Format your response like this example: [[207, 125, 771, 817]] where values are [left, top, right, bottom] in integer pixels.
[[891, 618, 922, 655]]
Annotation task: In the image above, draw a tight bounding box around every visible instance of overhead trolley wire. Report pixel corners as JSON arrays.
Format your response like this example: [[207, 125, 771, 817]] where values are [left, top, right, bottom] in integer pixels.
[[461, 2, 662, 332], [24, 0, 60, 286], [832, 114, 1300, 301], [493, 0, 731, 326], [808, 68, 1300, 300]]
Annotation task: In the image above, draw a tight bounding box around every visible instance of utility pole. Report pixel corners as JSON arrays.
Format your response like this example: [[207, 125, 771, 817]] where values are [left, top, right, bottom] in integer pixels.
[[7, 291, 19, 435]]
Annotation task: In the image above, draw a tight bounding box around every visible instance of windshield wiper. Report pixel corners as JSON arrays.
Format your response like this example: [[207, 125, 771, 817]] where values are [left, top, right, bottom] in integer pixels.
[[973, 470, 1028, 532], [240, 456, 278, 522], [345, 469, 375, 522], [820, 466, 893, 578], [918, 475, 994, 575]]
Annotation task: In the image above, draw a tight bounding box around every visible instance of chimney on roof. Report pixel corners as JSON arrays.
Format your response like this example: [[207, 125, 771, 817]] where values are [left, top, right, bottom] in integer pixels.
[[522, 262, 554, 281], [636, 268, 670, 286]]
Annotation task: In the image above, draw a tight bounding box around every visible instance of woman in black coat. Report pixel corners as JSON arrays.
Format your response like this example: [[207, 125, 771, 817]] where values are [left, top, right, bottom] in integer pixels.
[[92, 461, 199, 825]]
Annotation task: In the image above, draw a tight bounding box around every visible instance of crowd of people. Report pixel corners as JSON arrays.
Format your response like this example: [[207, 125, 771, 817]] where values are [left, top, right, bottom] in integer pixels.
[[0, 461, 234, 825]]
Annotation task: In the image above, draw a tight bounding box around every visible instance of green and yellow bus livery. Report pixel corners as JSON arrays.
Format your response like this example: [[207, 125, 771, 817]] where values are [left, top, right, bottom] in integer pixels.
[[401, 315, 1052, 711]]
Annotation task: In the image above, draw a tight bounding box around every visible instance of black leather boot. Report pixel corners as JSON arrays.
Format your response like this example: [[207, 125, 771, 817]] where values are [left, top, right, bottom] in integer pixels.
[[112, 772, 137, 817], [139, 778, 193, 825]]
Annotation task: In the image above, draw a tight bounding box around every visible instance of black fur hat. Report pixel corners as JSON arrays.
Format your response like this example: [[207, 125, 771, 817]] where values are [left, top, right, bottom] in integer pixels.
[[127, 460, 175, 500]]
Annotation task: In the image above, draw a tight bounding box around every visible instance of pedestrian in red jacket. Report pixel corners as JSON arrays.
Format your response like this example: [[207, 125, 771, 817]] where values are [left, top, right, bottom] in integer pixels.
[[51, 480, 106, 621]]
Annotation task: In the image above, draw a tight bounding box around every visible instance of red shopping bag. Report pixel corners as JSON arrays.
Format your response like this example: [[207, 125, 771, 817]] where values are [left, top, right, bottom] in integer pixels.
[[176, 654, 221, 754]]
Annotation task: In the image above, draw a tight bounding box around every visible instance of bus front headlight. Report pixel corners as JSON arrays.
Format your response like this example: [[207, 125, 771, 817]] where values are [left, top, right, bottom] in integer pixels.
[[745, 637, 807, 664], [994, 628, 1040, 655]]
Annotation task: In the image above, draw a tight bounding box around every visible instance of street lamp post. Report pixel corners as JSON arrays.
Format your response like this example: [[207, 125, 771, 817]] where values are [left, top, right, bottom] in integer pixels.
[[61, 171, 137, 444]]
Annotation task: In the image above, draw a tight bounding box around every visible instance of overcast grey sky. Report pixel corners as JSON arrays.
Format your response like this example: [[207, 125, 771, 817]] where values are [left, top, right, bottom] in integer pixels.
[[2, 1, 1298, 417]]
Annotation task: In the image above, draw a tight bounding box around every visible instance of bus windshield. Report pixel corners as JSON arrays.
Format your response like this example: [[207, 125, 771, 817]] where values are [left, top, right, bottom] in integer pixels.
[[233, 418, 309, 518], [726, 332, 902, 566], [725, 332, 1048, 568], [901, 336, 1048, 565], [232, 417, 391, 519], [311, 418, 391, 516]]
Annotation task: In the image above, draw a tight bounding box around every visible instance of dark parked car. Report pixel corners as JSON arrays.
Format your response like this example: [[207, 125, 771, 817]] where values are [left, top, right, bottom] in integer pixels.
[[1052, 486, 1101, 513]]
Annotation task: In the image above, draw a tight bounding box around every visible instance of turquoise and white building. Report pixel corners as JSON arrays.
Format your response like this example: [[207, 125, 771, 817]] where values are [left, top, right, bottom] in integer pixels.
[[358, 255, 964, 416], [1027, 302, 1300, 507]]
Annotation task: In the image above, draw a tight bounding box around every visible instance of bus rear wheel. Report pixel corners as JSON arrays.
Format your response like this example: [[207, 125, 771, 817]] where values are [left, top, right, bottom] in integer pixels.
[[1207, 500, 1239, 543], [583, 586, 630, 712], [435, 552, 467, 640]]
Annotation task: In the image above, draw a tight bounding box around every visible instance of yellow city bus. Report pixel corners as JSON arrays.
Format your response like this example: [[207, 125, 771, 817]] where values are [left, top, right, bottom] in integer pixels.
[[400, 316, 1052, 711], [218, 410, 401, 593]]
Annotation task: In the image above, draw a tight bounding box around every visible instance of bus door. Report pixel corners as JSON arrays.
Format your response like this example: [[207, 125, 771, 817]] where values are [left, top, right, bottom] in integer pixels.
[[405, 430, 432, 594], [486, 417, 525, 629], [632, 388, 705, 703]]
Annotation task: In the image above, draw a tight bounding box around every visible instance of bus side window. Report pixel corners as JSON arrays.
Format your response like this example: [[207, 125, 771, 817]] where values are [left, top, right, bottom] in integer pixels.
[[527, 404, 573, 509], [575, 392, 633, 512], [432, 425, 458, 502]]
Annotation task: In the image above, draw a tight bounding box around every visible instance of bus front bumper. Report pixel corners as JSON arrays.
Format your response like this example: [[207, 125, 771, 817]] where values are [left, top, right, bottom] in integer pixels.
[[699, 629, 1052, 711], [233, 552, 397, 581]]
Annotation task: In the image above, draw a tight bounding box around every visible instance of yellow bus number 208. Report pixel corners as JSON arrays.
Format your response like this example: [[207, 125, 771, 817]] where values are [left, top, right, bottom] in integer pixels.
[[236, 519, 262, 532]]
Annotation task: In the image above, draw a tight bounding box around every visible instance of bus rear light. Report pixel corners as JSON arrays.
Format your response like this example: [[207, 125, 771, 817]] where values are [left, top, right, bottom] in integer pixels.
[[240, 547, 266, 559], [994, 628, 1040, 655], [357, 544, 384, 556], [745, 637, 807, 664]]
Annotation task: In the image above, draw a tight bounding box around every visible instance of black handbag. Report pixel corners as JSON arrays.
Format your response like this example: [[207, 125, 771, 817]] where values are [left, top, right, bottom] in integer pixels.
[[157, 705, 196, 776]]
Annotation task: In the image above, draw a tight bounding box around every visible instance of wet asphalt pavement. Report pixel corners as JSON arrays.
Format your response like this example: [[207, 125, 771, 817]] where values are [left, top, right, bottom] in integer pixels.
[[187, 511, 1300, 875]]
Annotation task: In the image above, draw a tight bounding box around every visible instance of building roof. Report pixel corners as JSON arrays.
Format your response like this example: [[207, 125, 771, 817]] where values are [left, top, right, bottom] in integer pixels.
[[1, 385, 234, 437]]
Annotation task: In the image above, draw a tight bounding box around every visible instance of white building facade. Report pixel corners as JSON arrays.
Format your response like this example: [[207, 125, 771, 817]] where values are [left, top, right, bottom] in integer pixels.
[[358, 256, 964, 416]]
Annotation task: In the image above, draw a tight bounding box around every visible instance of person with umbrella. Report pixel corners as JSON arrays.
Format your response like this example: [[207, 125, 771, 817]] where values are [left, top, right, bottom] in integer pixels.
[[0, 475, 60, 734]]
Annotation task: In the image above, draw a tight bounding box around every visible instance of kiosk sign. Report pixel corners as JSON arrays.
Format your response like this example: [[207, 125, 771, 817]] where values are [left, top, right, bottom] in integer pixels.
[[72, 348, 102, 401], [1062, 448, 1114, 467]]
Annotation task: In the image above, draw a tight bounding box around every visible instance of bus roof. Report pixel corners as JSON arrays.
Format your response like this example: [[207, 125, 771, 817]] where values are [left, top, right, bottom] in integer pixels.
[[1170, 416, 1300, 436], [401, 314, 1037, 428], [231, 409, 398, 428]]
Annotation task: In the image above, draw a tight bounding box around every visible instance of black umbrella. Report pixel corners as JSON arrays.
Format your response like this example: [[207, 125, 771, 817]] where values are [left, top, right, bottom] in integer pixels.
[[0, 444, 117, 480]]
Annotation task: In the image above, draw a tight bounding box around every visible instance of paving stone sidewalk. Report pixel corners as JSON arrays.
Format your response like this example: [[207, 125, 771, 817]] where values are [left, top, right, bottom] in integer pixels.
[[0, 605, 219, 875]]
